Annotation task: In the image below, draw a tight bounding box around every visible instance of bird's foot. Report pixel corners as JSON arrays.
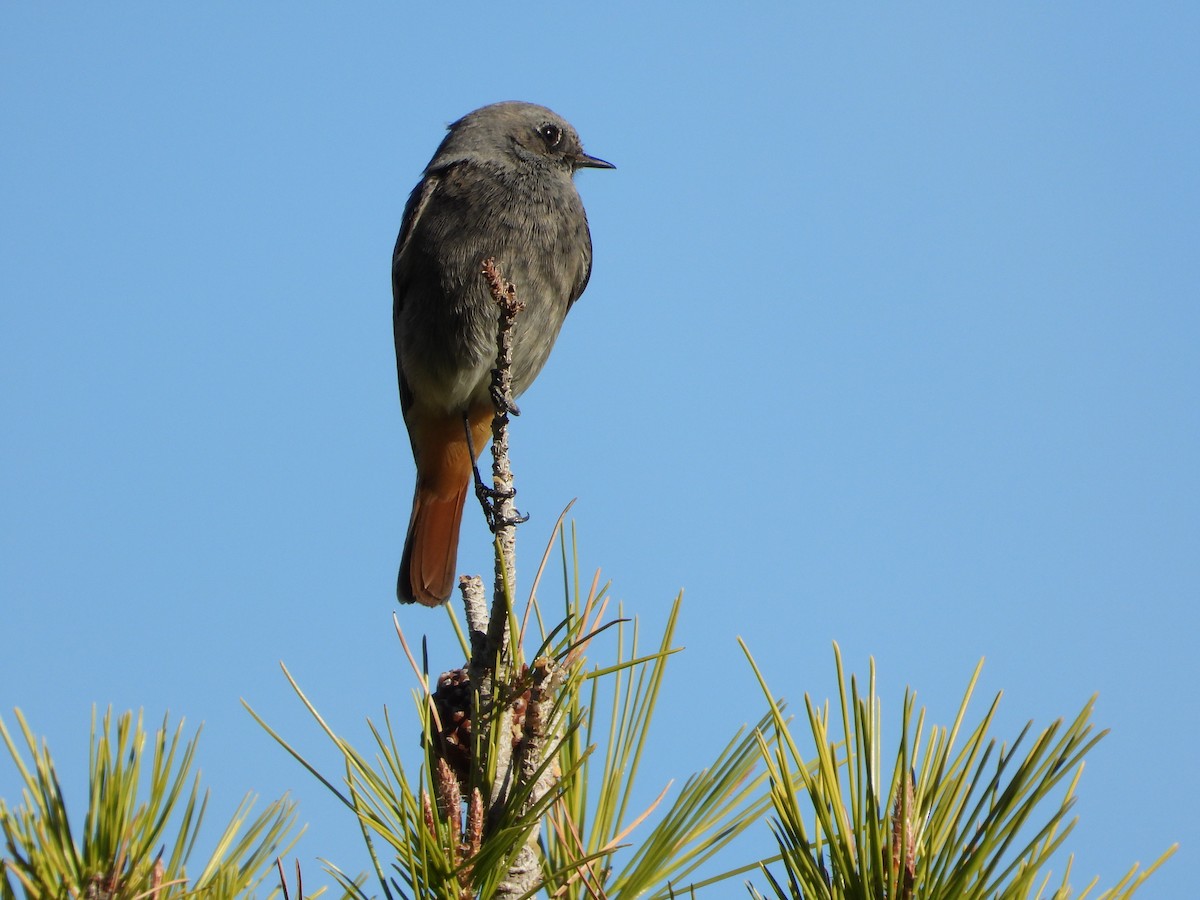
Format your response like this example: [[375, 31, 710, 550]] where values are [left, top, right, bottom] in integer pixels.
[[472, 469, 527, 532], [476, 482, 529, 530], [489, 381, 521, 417]]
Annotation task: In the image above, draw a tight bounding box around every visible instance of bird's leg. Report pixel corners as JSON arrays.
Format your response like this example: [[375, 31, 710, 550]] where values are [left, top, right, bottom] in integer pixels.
[[464, 412, 505, 498], [463, 413, 528, 531]]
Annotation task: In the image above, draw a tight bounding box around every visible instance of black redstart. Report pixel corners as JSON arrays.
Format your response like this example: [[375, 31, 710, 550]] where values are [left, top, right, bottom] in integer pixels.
[[392, 101, 613, 606]]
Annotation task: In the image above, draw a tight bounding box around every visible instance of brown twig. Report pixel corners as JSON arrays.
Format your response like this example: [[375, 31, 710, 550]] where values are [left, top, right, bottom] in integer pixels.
[[453, 260, 564, 899], [513, 657, 562, 788], [480, 257, 524, 664], [461, 574, 491, 714], [473, 258, 524, 823]]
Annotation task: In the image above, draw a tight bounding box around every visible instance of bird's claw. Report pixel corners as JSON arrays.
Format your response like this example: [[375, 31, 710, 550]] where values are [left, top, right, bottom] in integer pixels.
[[489, 382, 521, 417], [473, 476, 526, 532]]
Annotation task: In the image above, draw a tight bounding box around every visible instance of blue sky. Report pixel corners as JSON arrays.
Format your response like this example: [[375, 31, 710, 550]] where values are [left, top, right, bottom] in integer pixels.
[[2, 3, 1196, 896]]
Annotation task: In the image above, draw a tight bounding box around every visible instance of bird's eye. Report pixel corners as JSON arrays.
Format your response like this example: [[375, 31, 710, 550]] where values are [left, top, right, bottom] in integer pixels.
[[538, 122, 563, 148]]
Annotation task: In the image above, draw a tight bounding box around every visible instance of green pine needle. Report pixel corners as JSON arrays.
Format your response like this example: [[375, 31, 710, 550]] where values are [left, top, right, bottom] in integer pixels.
[[741, 642, 1177, 900], [0, 707, 299, 899]]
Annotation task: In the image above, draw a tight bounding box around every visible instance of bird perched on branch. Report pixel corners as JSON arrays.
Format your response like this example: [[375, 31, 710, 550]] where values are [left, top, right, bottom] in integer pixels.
[[392, 101, 613, 606]]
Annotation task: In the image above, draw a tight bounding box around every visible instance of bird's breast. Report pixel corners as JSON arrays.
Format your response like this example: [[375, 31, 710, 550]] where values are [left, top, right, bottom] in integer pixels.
[[396, 164, 590, 415]]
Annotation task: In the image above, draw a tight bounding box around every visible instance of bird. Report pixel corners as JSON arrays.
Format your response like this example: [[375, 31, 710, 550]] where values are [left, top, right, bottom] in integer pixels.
[[392, 101, 613, 606]]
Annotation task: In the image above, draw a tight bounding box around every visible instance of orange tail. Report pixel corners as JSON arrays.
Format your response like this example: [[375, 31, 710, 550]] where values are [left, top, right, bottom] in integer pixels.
[[398, 479, 470, 606], [397, 406, 492, 606]]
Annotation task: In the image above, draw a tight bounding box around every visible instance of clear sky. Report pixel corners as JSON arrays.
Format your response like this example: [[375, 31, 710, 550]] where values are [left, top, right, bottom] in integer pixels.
[[2, 3, 1196, 896]]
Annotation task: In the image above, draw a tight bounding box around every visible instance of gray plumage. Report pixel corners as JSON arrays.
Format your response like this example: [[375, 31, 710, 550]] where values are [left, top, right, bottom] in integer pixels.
[[393, 101, 612, 605], [394, 101, 612, 419]]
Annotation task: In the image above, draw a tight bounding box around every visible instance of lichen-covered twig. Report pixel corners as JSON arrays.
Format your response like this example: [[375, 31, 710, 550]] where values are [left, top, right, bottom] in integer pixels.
[[441, 260, 565, 900], [480, 257, 524, 653]]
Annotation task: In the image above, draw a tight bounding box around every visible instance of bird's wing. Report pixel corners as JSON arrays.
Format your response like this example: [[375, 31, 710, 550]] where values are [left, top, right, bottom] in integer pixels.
[[567, 215, 595, 311], [392, 172, 441, 413]]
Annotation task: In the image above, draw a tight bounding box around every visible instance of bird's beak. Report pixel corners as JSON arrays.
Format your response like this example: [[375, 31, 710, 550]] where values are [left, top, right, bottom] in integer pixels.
[[574, 152, 616, 170]]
